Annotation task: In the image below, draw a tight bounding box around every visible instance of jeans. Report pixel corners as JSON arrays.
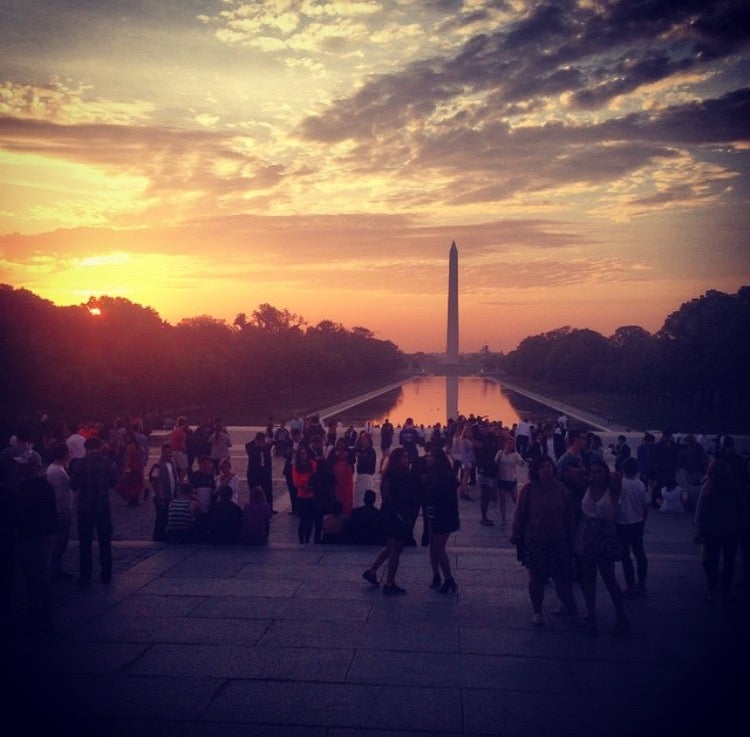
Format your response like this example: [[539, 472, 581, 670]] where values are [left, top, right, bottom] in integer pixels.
[[77, 510, 113, 582], [616, 521, 648, 588], [702, 534, 739, 592]]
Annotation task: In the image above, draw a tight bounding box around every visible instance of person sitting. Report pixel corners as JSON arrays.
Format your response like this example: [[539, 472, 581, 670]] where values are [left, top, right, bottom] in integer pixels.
[[240, 486, 272, 545], [208, 485, 242, 544], [165, 483, 200, 544], [660, 482, 686, 513], [321, 499, 348, 544], [346, 489, 385, 545]]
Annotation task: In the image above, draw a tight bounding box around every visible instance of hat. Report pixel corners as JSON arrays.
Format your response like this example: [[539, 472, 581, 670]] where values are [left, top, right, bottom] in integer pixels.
[[15, 450, 42, 466]]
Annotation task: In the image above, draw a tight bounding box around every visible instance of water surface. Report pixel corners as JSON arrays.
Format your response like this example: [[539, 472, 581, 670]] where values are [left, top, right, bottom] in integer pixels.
[[338, 376, 524, 427]]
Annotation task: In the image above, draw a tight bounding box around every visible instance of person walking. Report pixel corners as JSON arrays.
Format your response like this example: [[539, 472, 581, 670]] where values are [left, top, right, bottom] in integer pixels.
[[511, 455, 579, 627], [423, 446, 460, 593], [362, 447, 419, 595], [697, 459, 741, 602], [574, 459, 629, 635]]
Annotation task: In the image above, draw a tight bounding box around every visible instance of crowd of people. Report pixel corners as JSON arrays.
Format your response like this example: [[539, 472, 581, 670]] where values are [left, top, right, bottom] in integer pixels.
[[1, 409, 748, 636]]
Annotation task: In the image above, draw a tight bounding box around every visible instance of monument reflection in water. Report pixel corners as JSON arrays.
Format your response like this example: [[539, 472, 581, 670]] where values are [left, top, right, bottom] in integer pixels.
[[343, 376, 523, 427]]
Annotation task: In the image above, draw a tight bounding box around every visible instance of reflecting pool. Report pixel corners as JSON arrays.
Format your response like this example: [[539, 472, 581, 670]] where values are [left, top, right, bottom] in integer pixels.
[[338, 376, 524, 427]]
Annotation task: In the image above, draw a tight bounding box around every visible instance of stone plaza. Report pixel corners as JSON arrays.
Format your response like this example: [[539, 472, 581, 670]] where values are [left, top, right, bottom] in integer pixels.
[[5, 425, 747, 737]]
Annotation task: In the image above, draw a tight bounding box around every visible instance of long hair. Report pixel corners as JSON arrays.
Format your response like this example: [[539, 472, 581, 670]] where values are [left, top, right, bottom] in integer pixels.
[[382, 446, 408, 477], [588, 458, 611, 486], [428, 446, 453, 476], [294, 446, 312, 473], [528, 454, 557, 484]]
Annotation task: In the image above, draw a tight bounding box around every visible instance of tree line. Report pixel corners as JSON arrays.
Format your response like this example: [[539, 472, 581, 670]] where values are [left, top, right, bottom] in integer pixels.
[[499, 287, 750, 431], [0, 286, 404, 433]]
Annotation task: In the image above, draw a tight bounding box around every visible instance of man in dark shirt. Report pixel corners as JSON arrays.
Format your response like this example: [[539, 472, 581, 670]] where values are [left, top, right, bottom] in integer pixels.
[[15, 450, 57, 631], [246, 432, 275, 513], [398, 418, 423, 463], [70, 436, 118, 584], [347, 489, 385, 545]]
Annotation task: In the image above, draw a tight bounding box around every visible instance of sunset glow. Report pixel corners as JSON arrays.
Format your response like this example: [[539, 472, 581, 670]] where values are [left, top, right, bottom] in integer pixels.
[[1, 1, 748, 352]]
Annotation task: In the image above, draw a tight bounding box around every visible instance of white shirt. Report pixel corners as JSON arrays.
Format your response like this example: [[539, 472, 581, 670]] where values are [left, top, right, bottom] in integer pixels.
[[215, 472, 240, 507], [581, 487, 619, 520], [516, 421, 531, 438], [616, 477, 647, 525], [66, 433, 86, 460], [494, 450, 523, 482], [46, 462, 74, 515]]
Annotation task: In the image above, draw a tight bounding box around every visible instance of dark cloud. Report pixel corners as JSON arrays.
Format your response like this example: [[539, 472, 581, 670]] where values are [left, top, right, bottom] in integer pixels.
[[0, 116, 285, 196], [300, 0, 750, 143]]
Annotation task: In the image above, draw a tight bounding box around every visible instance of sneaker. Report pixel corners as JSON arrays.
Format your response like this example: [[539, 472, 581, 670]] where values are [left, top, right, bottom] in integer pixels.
[[382, 583, 407, 596], [622, 586, 638, 599], [480, 518, 495, 527], [574, 615, 597, 635], [611, 618, 630, 636], [531, 612, 544, 626], [362, 570, 379, 586], [636, 583, 648, 596], [51, 571, 74, 582], [554, 605, 573, 617]]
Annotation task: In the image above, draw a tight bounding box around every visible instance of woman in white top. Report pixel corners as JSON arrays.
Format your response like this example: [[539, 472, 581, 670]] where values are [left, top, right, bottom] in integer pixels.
[[209, 425, 232, 473], [494, 436, 525, 525], [453, 423, 476, 501], [574, 459, 629, 635], [215, 459, 241, 507]]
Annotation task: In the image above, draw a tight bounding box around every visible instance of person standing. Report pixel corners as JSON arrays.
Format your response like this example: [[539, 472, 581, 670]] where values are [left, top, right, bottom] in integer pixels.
[[45, 442, 75, 581], [474, 422, 499, 527], [69, 436, 118, 585], [697, 460, 741, 602], [616, 457, 649, 597], [379, 418, 394, 471], [115, 430, 144, 506], [515, 416, 532, 460], [246, 432, 276, 513], [169, 417, 190, 476], [208, 421, 232, 474], [283, 427, 302, 515], [354, 432, 377, 504], [495, 436, 525, 526], [292, 446, 317, 544], [148, 444, 180, 542], [398, 418, 423, 464], [651, 429, 678, 508], [328, 438, 355, 517], [15, 450, 57, 632]]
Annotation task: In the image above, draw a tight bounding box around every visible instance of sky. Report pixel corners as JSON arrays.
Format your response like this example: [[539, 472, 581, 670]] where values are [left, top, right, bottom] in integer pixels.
[[1, 0, 749, 353]]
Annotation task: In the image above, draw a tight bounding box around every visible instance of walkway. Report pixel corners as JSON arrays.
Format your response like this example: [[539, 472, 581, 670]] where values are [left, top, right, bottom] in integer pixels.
[[5, 428, 747, 736], [499, 380, 621, 433]]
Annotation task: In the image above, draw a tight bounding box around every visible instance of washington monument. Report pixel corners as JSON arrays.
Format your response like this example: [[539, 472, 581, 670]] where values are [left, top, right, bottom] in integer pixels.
[[447, 241, 459, 364]]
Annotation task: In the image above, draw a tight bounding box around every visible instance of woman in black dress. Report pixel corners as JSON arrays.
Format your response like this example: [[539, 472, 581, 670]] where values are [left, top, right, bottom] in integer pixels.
[[424, 446, 460, 593], [362, 447, 419, 595]]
